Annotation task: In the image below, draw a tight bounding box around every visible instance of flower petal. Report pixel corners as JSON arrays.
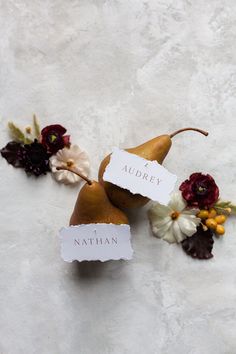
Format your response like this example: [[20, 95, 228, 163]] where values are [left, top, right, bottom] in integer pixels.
[[182, 208, 199, 216], [148, 203, 172, 219], [0, 141, 23, 167], [182, 226, 214, 260], [172, 221, 186, 243], [152, 216, 172, 228], [162, 225, 177, 243], [151, 217, 172, 238], [181, 214, 201, 226], [177, 215, 199, 237], [63, 135, 70, 147], [67, 171, 79, 184], [168, 192, 187, 212]]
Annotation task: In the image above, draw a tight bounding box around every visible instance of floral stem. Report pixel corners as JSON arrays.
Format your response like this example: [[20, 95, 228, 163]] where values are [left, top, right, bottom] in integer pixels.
[[56, 166, 92, 185], [170, 128, 209, 138], [201, 222, 208, 231], [214, 206, 232, 215]]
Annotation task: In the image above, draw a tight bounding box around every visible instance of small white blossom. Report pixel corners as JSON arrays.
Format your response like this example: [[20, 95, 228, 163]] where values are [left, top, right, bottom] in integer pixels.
[[148, 192, 201, 243], [50, 145, 90, 185]]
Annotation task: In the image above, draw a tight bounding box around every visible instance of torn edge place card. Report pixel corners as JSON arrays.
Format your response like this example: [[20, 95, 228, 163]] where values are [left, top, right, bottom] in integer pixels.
[[103, 148, 177, 205], [59, 223, 133, 262]]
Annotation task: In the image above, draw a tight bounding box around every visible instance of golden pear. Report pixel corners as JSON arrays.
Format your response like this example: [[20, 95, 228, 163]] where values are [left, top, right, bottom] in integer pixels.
[[70, 179, 129, 225], [56, 166, 129, 225], [98, 128, 208, 209]]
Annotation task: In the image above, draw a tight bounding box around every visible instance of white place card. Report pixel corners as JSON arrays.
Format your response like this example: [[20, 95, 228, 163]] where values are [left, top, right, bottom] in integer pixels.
[[103, 148, 177, 205], [59, 223, 133, 262]]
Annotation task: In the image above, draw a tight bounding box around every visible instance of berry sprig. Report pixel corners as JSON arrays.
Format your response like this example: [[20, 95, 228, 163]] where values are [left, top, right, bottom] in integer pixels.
[[198, 208, 228, 236]]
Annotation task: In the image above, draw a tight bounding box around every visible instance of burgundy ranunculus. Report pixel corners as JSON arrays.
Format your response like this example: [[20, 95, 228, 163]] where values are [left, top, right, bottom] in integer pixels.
[[41, 124, 70, 154], [179, 173, 219, 208]]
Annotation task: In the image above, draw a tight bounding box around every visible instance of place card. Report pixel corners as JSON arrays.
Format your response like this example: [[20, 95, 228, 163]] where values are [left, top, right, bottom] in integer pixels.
[[59, 223, 133, 262], [103, 148, 177, 205]]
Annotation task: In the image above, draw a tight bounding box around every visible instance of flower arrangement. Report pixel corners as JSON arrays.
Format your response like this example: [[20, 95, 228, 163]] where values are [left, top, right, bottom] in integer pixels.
[[148, 173, 236, 260], [1, 118, 235, 261], [0, 115, 90, 184]]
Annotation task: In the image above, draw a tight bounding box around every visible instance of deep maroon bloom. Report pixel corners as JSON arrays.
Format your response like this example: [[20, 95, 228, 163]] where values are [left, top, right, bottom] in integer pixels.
[[179, 172, 219, 208], [1, 141, 23, 167], [41, 124, 70, 154], [19, 140, 51, 177], [182, 225, 214, 260]]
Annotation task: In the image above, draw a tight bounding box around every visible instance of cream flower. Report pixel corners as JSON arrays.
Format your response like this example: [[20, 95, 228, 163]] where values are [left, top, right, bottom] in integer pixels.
[[148, 192, 201, 243], [50, 145, 90, 185]]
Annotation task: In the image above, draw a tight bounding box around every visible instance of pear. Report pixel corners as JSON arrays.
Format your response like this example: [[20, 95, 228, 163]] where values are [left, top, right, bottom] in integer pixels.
[[56, 166, 129, 225], [98, 127, 208, 209], [70, 180, 129, 225]]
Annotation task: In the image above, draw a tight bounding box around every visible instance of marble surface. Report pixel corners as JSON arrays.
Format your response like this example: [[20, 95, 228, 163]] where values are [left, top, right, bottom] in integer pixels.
[[0, 1, 236, 353]]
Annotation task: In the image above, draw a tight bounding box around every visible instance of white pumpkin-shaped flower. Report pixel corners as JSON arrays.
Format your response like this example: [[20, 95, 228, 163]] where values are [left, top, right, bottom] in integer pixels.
[[148, 192, 201, 243], [50, 145, 90, 185]]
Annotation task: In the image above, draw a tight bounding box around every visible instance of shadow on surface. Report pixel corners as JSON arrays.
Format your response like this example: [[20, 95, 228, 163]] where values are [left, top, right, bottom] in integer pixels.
[[71, 260, 107, 279], [70, 259, 128, 280]]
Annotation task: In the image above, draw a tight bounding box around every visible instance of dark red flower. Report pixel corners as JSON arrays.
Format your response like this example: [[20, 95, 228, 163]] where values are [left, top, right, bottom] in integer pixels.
[[182, 225, 214, 260], [41, 124, 70, 154], [1, 141, 23, 167], [19, 140, 51, 177], [179, 172, 219, 208]]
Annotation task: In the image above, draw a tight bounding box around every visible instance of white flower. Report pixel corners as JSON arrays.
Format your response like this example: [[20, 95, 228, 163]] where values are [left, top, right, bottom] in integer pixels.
[[148, 192, 201, 243], [50, 145, 90, 185]]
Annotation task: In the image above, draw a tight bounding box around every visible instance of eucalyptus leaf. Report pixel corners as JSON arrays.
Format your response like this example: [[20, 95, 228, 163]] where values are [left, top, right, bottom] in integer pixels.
[[215, 200, 231, 208], [230, 205, 236, 215], [214, 206, 229, 215], [215, 200, 236, 216], [8, 122, 26, 143], [33, 114, 41, 140]]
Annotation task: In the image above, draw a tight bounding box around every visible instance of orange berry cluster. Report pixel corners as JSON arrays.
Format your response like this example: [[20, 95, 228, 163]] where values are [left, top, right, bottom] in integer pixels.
[[197, 208, 227, 236]]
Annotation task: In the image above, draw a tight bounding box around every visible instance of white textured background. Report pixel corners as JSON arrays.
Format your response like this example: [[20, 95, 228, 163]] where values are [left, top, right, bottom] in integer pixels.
[[0, 1, 236, 353]]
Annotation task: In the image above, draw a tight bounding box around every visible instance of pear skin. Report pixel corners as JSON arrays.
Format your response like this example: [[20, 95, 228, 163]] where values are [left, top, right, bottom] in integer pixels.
[[98, 128, 208, 209], [70, 180, 129, 225]]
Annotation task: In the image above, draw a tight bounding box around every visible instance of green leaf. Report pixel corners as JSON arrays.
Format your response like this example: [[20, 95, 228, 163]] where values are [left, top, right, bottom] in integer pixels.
[[230, 205, 236, 215], [33, 114, 41, 140], [215, 200, 231, 208], [214, 200, 236, 216], [8, 122, 26, 143], [25, 137, 33, 144]]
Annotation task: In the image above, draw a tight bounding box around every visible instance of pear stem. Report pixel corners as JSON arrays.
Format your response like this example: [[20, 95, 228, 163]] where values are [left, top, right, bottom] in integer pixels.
[[170, 127, 209, 138], [56, 166, 92, 185]]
